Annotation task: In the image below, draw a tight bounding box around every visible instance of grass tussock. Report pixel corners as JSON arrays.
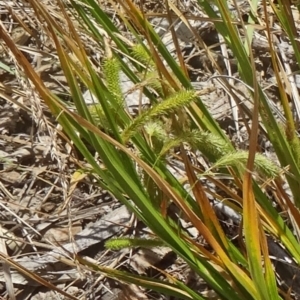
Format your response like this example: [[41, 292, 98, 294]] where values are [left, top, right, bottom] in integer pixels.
[[1, 0, 300, 299]]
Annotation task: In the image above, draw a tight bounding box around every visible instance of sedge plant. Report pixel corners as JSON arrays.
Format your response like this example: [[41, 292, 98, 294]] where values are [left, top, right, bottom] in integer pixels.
[[2, 0, 300, 299]]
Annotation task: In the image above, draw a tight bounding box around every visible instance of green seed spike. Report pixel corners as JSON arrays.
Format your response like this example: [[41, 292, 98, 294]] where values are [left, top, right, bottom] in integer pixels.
[[103, 57, 123, 107], [122, 90, 197, 141], [105, 237, 164, 250]]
